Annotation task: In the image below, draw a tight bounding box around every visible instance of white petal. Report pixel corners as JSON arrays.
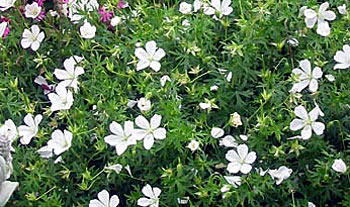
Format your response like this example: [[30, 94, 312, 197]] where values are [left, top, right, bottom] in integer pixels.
[[137, 198, 152, 206], [299, 59, 311, 74], [116, 142, 128, 155], [21, 38, 32, 49], [23, 114, 35, 128], [225, 149, 240, 162], [110, 195, 120, 207], [54, 69, 70, 80], [227, 162, 241, 174], [301, 125, 312, 140], [153, 128, 166, 140], [237, 144, 248, 159], [137, 60, 150, 71], [145, 41, 157, 56], [104, 135, 122, 146], [132, 129, 148, 140], [309, 79, 318, 92], [150, 114, 162, 129], [305, 17, 317, 28], [153, 187, 161, 197], [142, 184, 154, 198], [324, 11, 336, 21], [135, 115, 150, 129], [210, 127, 224, 138], [316, 20, 331, 37], [294, 105, 308, 120], [135, 48, 148, 61], [109, 121, 124, 136], [290, 119, 305, 131], [319, 2, 329, 12], [312, 67, 323, 79], [240, 164, 252, 174], [153, 49, 165, 61], [150, 61, 161, 72], [312, 122, 325, 135], [89, 199, 104, 207], [245, 152, 257, 164], [143, 134, 155, 150], [31, 41, 40, 51], [304, 9, 317, 19], [97, 190, 109, 206]]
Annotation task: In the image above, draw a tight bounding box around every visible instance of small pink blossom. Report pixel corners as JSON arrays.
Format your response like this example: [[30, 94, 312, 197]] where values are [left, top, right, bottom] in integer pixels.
[[98, 7, 113, 23]]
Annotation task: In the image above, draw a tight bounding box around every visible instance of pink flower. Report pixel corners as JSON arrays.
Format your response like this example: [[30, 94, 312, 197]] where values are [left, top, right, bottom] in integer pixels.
[[36, 11, 46, 21], [117, 0, 128, 9], [98, 7, 113, 23], [36, 0, 45, 7]]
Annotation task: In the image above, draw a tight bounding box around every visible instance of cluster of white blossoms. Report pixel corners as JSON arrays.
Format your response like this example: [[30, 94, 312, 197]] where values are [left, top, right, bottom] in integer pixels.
[[179, 0, 233, 19], [104, 114, 167, 155]]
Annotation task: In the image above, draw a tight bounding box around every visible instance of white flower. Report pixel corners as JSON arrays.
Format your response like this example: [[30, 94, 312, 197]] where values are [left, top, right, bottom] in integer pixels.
[[69, 0, 99, 22], [24, 2, 42, 19], [111, 16, 121, 27], [105, 164, 123, 174], [133, 114, 167, 150], [304, 2, 336, 36], [226, 144, 257, 174], [137, 184, 161, 207], [160, 75, 171, 87], [239, 134, 248, 141], [0, 0, 16, 11], [290, 59, 323, 93], [290, 105, 325, 140], [48, 84, 74, 112], [257, 167, 269, 176], [127, 99, 138, 108], [332, 159, 347, 173], [193, 0, 202, 12], [135, 41, 166, 72], [80, 21, 96, 39], [34, 75, 55, 94], [210, 127, 224, 138], [224, 176, 241, 188], [89, 189, 119, 207], [203, 0, 233, 19], [137, 98, 152, 112], [0, 22, 7, 37], [325, 74, 335, 82], [308, 202, 316, 207], [21, 25, 45, 51], [37, 145, 53, 159], [104, 121, 137, 156], [18, 114, 42, 145], [187, 140, 199, 152], [0, 119, 17, 143], [179, 2, 192, 14], [210, 85, 219, 91], [334, 44, 350, 70], [219, 135, 238, 148], [338, 4, 346, 15], [182, 19, 191, 29], [268, 166, 292, 185], [229, 112, 242, 127], [54, 56, 85, 92], [47, 129, 72, 155]]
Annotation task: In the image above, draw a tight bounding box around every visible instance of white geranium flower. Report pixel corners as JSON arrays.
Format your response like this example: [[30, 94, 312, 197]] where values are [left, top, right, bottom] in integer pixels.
[[21, 25, 45, 51], [89, 189, 119, 207], [110, 16, 121, 27], [304, 2, 336, 36], [54, 56, 84, 92], [268, 166, 293, 185], [0, 119, 17, 143], [160, 75, 171, 87], [179, 2, 192, 14], [290, 59, 323, 93], [334, 44, 350, 70], [193, 0, 203, 12], [210, 127, 224, 138], [37, 145, 53, 159], [0, 22, 7, 37], [338, 4, 346, 15], [133, 114, 167, 150], [137, 184, 161, 207], [80, 21, 96, 39], [18, 114, 42, 145], [219, 135, 238, 148], [187, 140, 199, 152], [229, 112, 242, 127], [0, 0, 16, 11], [105, 164, 123, 174], [290, 105, 325, 140], [332, 159, 347, 173], [137, 98, 151, 112], [135, 41, 166, 72], [226, 144, 257, 174], [104, 121, 137, 156], [34, 75, 55, 94], [308, 202, 316, 207], [69, 0, 99, 22], [24, 2, 42, 19], [48, 84, 74, 112], [203, 0, 233, 19], [224, 176, 241, 188], [325, 74, 335, 82], [47, 129, 72, 155]]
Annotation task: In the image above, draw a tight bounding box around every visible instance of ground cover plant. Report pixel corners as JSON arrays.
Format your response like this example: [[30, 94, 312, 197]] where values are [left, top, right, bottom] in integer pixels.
[[0, 0, 350, 206]]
